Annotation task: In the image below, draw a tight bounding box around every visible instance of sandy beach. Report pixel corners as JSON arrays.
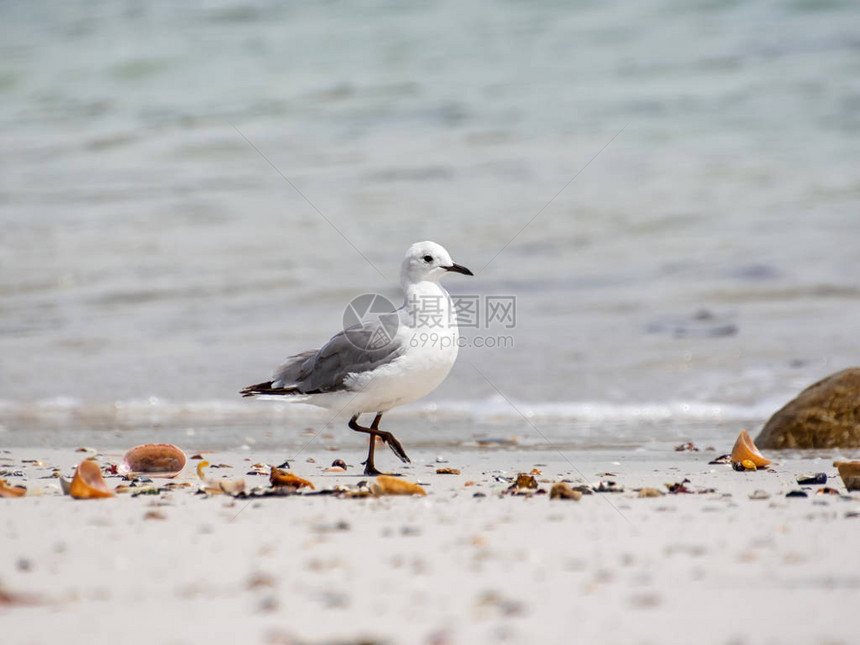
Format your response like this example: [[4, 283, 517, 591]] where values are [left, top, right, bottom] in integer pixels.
[[2, 434, 858, 645], [2, 2, 859, 644]]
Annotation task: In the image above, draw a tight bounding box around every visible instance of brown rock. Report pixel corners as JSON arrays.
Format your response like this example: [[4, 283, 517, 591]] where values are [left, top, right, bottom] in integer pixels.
[[756, 368, 860, 449], [833, 461, 860, 491]]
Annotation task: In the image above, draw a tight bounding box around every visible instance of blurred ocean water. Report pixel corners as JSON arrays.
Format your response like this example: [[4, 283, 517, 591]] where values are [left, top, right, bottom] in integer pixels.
[[1, 0, 858, 439]]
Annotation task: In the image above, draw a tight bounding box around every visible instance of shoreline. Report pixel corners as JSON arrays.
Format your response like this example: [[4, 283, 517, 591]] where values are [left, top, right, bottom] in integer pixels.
[[2, 438, 859, 645]]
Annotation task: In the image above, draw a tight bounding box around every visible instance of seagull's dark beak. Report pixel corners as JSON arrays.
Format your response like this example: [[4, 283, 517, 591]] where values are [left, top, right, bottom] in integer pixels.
[[446, 263, 474, 276]]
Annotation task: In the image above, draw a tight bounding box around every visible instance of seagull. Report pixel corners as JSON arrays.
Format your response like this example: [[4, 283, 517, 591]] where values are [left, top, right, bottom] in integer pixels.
[[241, 241, 473, 475]]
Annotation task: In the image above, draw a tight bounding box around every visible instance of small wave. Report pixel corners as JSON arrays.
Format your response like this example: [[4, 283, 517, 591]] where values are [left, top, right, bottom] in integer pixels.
[[0, 394, 774, 430], [415, 395, 775, 424]]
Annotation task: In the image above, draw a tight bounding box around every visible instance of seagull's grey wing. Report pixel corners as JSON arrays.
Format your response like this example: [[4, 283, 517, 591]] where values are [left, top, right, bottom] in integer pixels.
[[296, 324, 407, 393], [241, 317, 405, 398], [270, 350, 318, 388]]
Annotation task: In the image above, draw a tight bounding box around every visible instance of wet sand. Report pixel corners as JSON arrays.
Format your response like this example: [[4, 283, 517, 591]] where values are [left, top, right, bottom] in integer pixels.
[[1, 441, 858, 645]]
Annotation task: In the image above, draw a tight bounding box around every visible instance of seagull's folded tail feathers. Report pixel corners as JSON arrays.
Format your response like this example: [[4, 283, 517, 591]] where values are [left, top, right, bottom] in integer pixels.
[[240, 381, 303, 398]]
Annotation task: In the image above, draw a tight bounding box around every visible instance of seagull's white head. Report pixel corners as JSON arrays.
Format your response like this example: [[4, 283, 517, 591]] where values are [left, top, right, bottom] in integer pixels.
[[400, 241, 473, 288]]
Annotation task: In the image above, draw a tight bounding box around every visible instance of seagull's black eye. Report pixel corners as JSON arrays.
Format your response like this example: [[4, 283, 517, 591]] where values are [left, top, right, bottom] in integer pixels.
[[423, 255, 433, 263]]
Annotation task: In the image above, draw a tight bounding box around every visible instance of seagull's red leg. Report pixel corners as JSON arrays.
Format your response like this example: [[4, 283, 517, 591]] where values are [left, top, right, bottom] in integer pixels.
[[371, 413, 411, 464], [349, 414, 383, 476]]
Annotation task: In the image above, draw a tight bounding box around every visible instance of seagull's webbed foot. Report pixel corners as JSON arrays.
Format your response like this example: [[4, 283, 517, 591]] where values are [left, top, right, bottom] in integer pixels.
[[377, 431, 411, 464], [361, 461, 385, 477]]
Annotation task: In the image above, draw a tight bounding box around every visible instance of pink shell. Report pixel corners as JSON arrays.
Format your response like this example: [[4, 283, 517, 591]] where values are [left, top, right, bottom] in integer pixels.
[[118, 443, 187, 478]]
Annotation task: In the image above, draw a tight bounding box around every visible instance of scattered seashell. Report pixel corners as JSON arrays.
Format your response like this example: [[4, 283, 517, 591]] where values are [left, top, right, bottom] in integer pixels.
[[0, 480, 26, 498], [785, 490, 808, 498], [732, 459, 758, 472], [118, 444, 186, 479], [595, 480, 623, 493], [69, 460, 115, 499], [218, 479, 246, 495], [550, 482, 582, 500], [269, 467, 314, 490], [833, 461, 860, 491], [817, 487, 840, 495], [464, 480, 476, 487], [436, 468, 460, 475], [143, 510, 167, 521], [330, 459, 347, 470], [131, 486, 160, 497], [59, 477, 72, 495], [730, 429, 771, 467], [796, 473, 827, 485], [749, 490, 770, 500], [196, 460, 210, 481], [246, 572, 276, 590], [324, 466, 346, 473], [638, 487, 663, 498], [709, 454, 732, 465], [665, 480, 693, 494], [674, 442, 699, 452], [530, 468, 543, 475], [514, 473, 538, 489], [371, 475, 426, 496]]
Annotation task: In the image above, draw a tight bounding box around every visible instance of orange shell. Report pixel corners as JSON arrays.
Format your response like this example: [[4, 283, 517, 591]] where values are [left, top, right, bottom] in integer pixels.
[[0, 479, 27, 498], [119, 444, 186, 478], [372, 475, 426, 496], [730, 429, 771, 467], [70, 460, 115, 499], [269, 467, 314, 490]]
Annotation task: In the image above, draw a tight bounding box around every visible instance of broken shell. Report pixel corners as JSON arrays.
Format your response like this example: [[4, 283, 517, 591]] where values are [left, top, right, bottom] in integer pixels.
[[833, 461, 860, 491], [118, 444, 186, 479], [730, 430, 771, 467], [371, 475, 426, 496], [637, 487, 663, 498], [69, 460, 115, 499], [749, 490, 770, 500], [550, 482, 582, 500], [270, 467, 314, 490], [0, 480, 27, 498], [436, 468, 461, 475], [218, 479, 246, 495]]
